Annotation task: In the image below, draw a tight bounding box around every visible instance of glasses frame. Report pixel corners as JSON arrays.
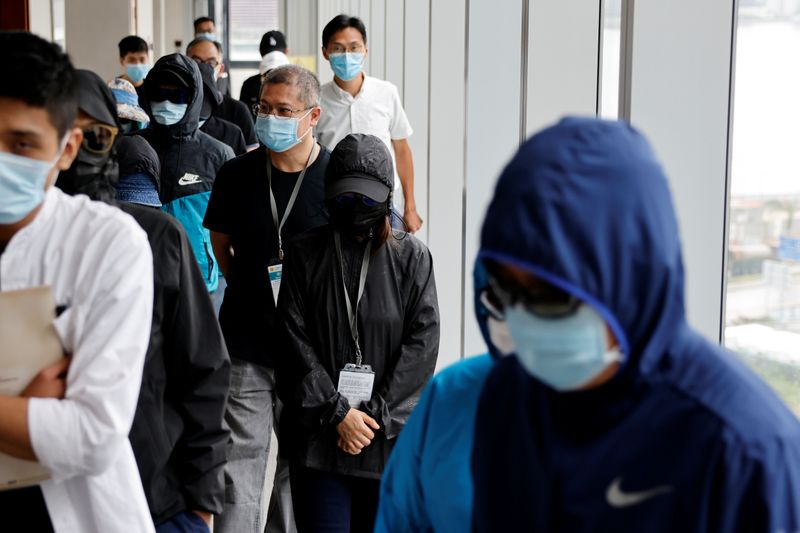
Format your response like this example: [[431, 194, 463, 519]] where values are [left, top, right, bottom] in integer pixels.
[[80, 123, 119, 155]]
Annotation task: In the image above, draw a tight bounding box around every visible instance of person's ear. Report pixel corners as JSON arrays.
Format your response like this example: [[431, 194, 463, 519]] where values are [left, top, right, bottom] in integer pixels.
[[56, 128, 83, 171], [322, 47, 330, 61], [120, 57, 126, 67], [309, 106, 321, 127]]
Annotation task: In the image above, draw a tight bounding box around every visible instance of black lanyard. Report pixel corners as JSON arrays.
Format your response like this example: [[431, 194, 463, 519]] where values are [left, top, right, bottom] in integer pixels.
[[266, 142, 316, 261], [334, 231, 372, 366]]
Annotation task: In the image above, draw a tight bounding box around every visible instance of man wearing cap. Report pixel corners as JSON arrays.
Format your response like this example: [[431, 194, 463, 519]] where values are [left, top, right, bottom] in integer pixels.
[[240, 30, 290, 120], [275, 133, 439, 532], [58, 68, 231, 533], [187, 38, 258, 151], [317, 15, 422, 234], [108, 78, 150, 134], [135, 53, 234, 299], [204, 64, 328, 533]]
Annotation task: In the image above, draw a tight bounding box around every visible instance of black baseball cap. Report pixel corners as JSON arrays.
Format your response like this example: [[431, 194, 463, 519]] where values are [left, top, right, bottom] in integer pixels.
[[260, 31, 287, 56], [326, 134, 394, 202]]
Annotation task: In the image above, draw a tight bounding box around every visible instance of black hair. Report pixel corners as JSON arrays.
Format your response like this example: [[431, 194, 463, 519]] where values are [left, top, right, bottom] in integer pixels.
[[322, 14, 367, 48], [194, 17, 215, 31], [1, 31, 77, 138], [118, 35, 148, 58], [186, 38, 222, 55]]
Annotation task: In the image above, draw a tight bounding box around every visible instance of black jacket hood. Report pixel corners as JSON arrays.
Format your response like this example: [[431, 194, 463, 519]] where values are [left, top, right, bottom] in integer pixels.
[[142, 53, 203, 140]]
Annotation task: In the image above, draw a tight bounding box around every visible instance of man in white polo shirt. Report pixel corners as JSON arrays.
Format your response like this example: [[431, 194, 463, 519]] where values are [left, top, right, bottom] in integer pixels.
[[316, 14, 423, 233]]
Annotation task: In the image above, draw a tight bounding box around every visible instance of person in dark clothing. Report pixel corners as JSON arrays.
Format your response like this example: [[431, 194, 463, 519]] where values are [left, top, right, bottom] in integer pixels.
[[116, 35, 150, 101], [276, 133, 440, 533], [135, 53, 234, 295], [187, 38, 258, 150], [204, 63, 328, 533], [59, 68, 231, 533], [115, 134, 161, 206], [196, 62, 247, 156], [240, 30, 289, 120]]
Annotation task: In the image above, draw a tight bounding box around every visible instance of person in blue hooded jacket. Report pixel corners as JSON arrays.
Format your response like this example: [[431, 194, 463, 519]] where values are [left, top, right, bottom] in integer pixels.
[[377, 117, 800, 532]]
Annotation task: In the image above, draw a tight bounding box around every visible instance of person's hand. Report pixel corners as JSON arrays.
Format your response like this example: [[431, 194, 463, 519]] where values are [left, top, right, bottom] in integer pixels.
[[336, 408, 379, 455], [404, 206, 423, 234], [192, 510, 212, 529], [21, 357, 71, 399]]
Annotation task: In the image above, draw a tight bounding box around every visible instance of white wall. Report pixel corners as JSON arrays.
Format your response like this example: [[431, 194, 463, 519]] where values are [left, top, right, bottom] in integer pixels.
[[622, 0, 736, 342], [64, 0, 133, 80]]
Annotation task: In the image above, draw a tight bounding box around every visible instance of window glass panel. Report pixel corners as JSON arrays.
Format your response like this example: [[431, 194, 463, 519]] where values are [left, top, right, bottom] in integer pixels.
[[725, 0, 800, 417], [229, 0, 280, 62]]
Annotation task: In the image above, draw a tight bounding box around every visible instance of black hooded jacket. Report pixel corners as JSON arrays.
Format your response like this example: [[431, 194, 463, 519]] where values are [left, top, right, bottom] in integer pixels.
[[276, 135, 440, 479], [197, 62, 247, 156], [60, 69, 231, 525], [135, 53, 234, 292]]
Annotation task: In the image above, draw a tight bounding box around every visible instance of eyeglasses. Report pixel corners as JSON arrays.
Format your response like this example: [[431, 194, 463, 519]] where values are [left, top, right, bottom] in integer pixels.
[[327, 44, 366, 54], [334, 192, 380, 207], [252, 103, 313, 119], [191, 56, 219, 69], [481, 274, 582, 319], [148, 86, 191, 104], [81, 124, 118, 154]]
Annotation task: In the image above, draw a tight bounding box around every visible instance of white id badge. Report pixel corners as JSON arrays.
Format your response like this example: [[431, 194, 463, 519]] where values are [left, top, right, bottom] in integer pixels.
[[337, 363, 375, 407], [268, 263, 283, 305]]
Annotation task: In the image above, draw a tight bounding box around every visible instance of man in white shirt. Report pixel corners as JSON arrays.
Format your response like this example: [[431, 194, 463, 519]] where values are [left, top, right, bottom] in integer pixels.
[[0, 31, 155, 532], [316, 14, 423, 233]]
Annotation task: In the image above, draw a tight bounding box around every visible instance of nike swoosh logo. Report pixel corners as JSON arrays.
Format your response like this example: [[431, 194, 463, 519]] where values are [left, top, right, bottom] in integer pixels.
[[178, 173, 202, 186], [606, 477, 673, 508]]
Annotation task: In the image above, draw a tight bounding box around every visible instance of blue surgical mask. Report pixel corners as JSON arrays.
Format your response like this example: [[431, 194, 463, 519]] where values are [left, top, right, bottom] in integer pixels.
[[504, 303, 624, 391], [255, 109, 312, 152], [151, 100, 188, 126], [329, 53, 364, 81], [196, 32, 217, 41], [125, 63, 150, 84], [0, 149, 62, 224]]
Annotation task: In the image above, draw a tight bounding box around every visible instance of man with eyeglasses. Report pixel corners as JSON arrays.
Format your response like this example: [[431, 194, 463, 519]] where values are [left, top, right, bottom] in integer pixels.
[[187, 38, 258, 151], [376, 117, 800, 532], [317, 14, 422, 235], [135, 53, 234, 299], [203, 64, 329, 533]]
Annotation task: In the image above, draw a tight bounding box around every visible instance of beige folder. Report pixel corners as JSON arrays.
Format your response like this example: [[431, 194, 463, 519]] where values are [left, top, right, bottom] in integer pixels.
[[0, 286, 64, 490]]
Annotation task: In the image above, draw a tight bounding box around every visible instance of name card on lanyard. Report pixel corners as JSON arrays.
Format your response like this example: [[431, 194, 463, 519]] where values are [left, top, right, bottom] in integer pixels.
[[334, 231, 375, 407], [266, 142, 317, 305]]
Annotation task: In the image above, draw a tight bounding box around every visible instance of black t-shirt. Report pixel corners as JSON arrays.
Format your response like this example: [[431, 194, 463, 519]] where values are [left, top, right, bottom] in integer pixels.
[[239, 74, 262, 120], [204, 145, 329, 367], [214, 96, 258, 148]]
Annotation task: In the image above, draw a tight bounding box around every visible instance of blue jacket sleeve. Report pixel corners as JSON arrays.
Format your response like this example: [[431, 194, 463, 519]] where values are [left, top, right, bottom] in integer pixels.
[[375, 377, 437, 533], [711, 427, 800, 532]]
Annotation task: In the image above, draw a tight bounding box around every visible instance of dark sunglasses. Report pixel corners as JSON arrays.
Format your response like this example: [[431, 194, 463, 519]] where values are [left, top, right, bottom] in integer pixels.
[[334, 192, 380, 207], [148, 86, 191, 104], [482, 274, 582, 319], [81, 124, 118, 154]]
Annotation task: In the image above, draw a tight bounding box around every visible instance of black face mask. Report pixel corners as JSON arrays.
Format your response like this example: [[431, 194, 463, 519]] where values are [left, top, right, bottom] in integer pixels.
[[56, 148, 119, 204], [327, 200, 389, 234]]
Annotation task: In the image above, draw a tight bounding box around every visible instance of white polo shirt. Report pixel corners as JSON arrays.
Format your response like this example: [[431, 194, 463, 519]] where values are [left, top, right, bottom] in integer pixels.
[[317, 75, 413, 201], [0, 187, 155, 533]]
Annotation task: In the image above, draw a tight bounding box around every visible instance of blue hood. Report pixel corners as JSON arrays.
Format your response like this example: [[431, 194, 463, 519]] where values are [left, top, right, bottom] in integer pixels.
[[476, 116, 685, 377]]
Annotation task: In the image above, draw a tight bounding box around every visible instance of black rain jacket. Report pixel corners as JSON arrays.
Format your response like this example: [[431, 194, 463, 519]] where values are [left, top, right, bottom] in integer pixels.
[[122, 203, 231, 524], [277, 224, 439, 479]]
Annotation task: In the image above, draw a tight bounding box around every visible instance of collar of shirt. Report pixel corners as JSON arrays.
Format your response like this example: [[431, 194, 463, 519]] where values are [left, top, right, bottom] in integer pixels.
[[330, 73, 369, 102]]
